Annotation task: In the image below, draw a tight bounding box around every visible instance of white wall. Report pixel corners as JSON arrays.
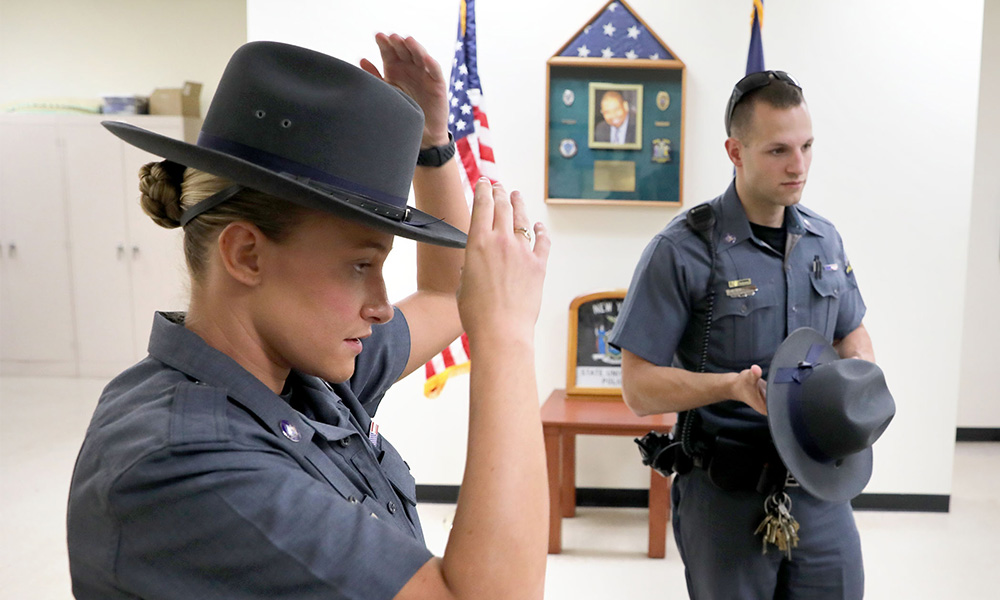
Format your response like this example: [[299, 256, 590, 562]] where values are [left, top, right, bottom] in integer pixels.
[[3, 0, 982, 498], [0, 0, 247, 112], [249, 0, 987, 496], [958, 0, 1000, 429]]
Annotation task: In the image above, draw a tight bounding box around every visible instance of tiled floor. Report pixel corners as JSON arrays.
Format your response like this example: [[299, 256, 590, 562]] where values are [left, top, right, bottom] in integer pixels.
[[2, 376, 997, 598]]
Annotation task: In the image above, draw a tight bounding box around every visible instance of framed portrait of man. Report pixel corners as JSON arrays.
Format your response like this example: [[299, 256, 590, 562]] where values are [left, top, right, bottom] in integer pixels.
[[588, 82, 643, 150]]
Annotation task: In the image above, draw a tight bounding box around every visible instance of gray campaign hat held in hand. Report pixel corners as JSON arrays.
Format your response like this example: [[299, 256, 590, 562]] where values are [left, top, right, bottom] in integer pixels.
[[767, 327, 895, 503], [103, 41, 467, 248]]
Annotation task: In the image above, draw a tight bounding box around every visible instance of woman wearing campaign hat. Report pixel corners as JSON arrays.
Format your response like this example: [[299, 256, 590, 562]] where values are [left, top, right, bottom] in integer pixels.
[[67, 34, 550, 600]]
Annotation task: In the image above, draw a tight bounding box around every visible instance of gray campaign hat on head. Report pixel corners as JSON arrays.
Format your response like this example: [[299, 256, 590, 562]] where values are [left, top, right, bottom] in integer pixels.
[[767, 327, 895, 503], [103, 41, 467, 248]]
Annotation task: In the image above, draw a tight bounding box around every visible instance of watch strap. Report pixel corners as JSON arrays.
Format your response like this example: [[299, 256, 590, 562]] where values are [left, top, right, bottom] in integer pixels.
[[416, 132, 456, 167]]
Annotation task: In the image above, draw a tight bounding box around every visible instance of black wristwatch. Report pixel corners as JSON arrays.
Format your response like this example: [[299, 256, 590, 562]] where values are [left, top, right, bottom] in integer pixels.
[[416, 132, 456, 167]]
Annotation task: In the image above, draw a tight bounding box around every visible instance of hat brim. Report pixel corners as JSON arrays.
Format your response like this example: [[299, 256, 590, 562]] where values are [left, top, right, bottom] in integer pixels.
[[104, 121, 467, 248], [767, 327, 873, 503]]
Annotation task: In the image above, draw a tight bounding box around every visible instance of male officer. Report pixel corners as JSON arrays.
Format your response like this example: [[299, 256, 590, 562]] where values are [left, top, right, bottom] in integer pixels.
[[610, 71, 874, 599]]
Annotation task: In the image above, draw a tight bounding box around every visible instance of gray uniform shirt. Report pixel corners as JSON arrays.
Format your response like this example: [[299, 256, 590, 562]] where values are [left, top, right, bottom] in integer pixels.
[[609, 181, 866, 445], [67, 309, 431, 600]]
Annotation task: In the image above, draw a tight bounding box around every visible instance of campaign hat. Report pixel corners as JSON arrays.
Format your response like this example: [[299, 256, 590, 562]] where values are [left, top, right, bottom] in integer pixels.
[[767, 327, 895, 502], [104, 41, 466, 248]]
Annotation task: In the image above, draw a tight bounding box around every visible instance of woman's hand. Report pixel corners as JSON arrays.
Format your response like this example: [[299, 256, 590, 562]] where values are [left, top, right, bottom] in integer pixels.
[[458, 179, 549, 344], [360, 33, 450, 148]]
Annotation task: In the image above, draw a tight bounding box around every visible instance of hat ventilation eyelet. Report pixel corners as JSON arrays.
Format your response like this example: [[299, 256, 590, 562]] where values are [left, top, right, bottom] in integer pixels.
[[255, 109, 266, 119]]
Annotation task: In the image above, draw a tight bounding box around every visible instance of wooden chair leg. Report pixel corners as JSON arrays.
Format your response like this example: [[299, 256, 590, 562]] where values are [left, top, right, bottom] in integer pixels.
[[647, 468, 670, 558], [544, 429, 562, 554]]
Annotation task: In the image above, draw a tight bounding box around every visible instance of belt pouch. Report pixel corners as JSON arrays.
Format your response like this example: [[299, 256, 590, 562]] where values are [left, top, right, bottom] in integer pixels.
[[707, 435, 765, 492]]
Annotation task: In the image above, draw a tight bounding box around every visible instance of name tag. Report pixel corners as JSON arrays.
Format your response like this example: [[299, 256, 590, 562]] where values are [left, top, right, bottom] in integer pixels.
[[725, 285, 758, 298], [726, 278, 757, 298]]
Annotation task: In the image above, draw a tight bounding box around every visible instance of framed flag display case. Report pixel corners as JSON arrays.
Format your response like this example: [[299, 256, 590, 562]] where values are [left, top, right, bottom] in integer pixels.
[[545, 0, 686, 206], [566, 290, 627, 397]]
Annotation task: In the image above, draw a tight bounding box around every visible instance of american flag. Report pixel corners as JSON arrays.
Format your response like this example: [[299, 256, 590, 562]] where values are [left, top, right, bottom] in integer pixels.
[[423, 0, 493, 398], [746, 0, 765, 74], [447, 0, 498, 198], [559, 1, 671, 60]]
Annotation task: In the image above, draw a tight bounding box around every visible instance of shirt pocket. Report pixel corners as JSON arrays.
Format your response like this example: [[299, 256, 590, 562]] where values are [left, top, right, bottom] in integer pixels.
[[711, 282, 781, 369], [379, 439, 418, 510], [808, 269, 845, 339], [309, 423, 376, 499], [363, 437, 422, 539]]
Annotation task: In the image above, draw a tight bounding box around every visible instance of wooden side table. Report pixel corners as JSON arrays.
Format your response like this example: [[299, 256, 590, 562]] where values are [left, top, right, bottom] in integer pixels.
[[540, 388, 677, 558]]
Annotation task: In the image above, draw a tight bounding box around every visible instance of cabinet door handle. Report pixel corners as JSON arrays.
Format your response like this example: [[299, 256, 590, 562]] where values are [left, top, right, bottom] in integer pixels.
[[132, 245, 140, 259], [8, 242, 16, 258], [117, 244, 125, 259]]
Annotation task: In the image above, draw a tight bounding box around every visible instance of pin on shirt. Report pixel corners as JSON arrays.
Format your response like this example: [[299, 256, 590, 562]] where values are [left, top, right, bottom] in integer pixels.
[[812, 255, 841, 279], [726, 278, 758, 298], [368, 421, 379, 446]]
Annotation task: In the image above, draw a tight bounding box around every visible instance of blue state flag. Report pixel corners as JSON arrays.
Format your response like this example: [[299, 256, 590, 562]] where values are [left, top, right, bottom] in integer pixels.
[[746, 0, 765, 74]]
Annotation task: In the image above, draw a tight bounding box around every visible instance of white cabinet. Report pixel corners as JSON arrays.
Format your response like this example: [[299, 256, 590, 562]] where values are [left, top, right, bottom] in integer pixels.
[[0, 116, 77, 375], [0, 114, 197, 377], [121, 126, 192, 368], [62, 115, 192, 376]]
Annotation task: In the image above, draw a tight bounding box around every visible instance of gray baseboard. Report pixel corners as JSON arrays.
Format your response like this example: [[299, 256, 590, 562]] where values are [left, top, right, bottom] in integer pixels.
[[956, 428, 1000, 442], [415, 485, 461, 504], [850, 493, 949, 512], [415, 485, 950, 513]]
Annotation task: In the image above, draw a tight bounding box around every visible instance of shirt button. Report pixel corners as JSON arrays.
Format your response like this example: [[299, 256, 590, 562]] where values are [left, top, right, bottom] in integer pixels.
[[740, 304, 748, 314], [791, 305, 798, 313], [339, 437, 351, 447], [387, 501, 397, 514], [347, 495, 359, 504]]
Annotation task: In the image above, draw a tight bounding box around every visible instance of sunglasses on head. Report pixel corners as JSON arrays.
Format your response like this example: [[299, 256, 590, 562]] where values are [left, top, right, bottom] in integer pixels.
[[724, 70, 801, 135]]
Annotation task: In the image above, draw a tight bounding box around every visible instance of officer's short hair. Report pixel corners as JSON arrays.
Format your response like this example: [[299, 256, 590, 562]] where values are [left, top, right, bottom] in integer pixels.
[[729, 80, 805, 139]]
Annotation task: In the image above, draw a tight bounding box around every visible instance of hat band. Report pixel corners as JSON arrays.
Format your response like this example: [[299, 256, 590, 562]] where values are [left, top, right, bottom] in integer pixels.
[[197, 131, 408, 208], [774, 343, 834, 464]]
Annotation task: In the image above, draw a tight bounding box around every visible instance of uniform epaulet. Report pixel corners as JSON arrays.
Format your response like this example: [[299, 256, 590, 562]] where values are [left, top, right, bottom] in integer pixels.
[[168, 381, 232, 446], [795, 204, 834, 228]]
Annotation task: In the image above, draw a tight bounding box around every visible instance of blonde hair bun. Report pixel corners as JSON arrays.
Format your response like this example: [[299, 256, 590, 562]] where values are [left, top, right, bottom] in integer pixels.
[[138, 160, 187, 228]]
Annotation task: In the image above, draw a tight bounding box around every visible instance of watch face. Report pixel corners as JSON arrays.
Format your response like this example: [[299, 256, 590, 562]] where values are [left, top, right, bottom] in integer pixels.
[[559, 138, 577, 158]]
